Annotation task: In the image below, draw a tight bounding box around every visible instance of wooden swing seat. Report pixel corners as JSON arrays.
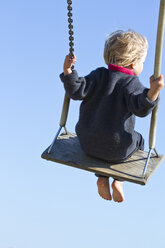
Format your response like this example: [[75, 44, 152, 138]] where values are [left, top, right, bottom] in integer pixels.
[[41, 132, 164, 185]]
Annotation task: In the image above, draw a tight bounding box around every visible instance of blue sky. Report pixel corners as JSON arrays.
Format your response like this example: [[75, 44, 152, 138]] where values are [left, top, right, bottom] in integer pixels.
[[0, 1, 165, 248]]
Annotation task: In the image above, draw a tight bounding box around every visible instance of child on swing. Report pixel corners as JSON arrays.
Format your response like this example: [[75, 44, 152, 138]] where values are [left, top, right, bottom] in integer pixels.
[[60, 29, 164, 203]]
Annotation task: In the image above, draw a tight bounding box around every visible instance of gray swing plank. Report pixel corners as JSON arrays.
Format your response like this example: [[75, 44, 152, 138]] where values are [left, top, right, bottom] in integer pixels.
[[41, 133, 164, 185]]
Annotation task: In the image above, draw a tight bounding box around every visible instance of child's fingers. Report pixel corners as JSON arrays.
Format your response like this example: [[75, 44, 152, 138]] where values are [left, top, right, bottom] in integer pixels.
[[73, 55, 77, 63], [63, 54, 76, 72], [69, 54, 76, 64], [159, 74, 164, 82], [65, 55, 73, 64], [150, 74, 164, 91], [64, 55, 71, 63], [150, 75, 155, 81], [155, 74, 164, 85], [158, 74, 164, 89], [150, 74, 164, 83]]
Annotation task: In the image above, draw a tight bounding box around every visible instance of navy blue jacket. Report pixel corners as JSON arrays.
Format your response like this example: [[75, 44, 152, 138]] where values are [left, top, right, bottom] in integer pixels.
[[60, 67, 158, 162]]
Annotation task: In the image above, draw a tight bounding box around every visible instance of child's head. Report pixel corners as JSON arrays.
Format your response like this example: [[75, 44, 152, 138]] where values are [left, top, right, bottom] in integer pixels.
[[104, 29, 148, 68]]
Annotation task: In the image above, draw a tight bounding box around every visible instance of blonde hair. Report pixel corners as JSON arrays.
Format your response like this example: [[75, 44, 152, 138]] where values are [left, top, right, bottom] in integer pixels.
[[104, 29, 148, 67]]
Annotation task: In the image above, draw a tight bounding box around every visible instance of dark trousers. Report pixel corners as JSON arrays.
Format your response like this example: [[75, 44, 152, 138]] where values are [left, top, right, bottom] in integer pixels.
[[95, 134, 144, 179]]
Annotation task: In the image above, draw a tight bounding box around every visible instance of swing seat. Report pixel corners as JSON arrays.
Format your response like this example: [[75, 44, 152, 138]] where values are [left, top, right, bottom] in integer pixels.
[[41, 132, 164, 185]]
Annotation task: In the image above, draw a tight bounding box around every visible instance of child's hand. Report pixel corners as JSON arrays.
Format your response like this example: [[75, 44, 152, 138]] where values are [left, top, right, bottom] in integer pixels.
[[147, 74, 164, 101], [63, 54, 76, 75]]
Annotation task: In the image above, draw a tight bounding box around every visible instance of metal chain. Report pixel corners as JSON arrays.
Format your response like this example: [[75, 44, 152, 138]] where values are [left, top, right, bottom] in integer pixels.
[[67, 0, 74, 61]]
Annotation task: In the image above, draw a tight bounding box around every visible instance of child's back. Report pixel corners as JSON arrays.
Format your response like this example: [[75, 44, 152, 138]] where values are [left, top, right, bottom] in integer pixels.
[[71, 67, 155, 162]]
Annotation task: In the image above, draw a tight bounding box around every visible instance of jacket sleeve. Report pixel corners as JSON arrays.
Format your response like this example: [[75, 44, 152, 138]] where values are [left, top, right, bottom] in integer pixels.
[[59, 69, 97, 100], [124, 77, 158, 117]]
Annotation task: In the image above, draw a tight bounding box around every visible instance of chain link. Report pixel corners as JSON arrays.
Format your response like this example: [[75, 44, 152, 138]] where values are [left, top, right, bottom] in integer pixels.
[[67, 0, 74, 61]]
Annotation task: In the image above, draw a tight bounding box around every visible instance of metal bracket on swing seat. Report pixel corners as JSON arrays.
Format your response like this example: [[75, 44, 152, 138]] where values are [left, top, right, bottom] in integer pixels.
[[142, 148, 159, 177], [48, 94, 70, 154], [48, 125, 68, 154]]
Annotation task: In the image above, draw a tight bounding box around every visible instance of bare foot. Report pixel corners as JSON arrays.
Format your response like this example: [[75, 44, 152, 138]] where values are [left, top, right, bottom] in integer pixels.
[[97, 177, 112, 200], [112, 180, 124, 203]]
